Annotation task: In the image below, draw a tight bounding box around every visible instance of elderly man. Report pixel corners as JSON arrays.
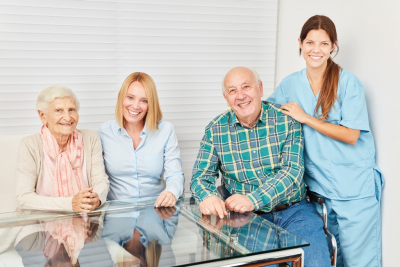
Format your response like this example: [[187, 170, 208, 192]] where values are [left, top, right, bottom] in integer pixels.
[[190, 67, 331, 266]]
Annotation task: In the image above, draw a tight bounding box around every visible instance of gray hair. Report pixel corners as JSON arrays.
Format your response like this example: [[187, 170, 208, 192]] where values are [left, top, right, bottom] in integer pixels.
[[222, 67, 262, 94], [36, 85, 80, 113]]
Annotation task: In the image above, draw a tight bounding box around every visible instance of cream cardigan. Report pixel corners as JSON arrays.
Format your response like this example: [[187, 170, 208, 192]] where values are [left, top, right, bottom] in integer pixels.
[[16, 129, 109, 212]]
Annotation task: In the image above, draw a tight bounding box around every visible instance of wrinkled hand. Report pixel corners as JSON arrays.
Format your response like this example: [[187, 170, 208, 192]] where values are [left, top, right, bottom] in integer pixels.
[[154, 191, 177, 207], [72, 188, 99, 213], [89, 191, 101, 209], [280, 102, 309, 123], [199, 196, 227, 218], [225, 194, 254, 213], [155, 206, 176, 220]]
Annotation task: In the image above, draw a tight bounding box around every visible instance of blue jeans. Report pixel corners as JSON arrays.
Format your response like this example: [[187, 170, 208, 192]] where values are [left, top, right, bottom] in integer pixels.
[[259, 199, 331, 267]]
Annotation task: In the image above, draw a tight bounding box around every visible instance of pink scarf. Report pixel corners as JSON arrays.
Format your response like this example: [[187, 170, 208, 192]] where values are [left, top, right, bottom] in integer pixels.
[[43, 216, 88, 264], [40, 125, 85, 197]]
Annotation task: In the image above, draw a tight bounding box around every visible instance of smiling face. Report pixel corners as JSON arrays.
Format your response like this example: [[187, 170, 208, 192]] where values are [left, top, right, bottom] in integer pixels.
[[39, 97, 79, 139], [299, 29, 336, 71], [123, 81, 149, 128], [223, 67, 263, 127]]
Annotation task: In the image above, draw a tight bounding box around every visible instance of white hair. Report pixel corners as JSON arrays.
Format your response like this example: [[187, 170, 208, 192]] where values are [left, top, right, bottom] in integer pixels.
[[222, 67, 262, 94], [36, 85, 80, 113]]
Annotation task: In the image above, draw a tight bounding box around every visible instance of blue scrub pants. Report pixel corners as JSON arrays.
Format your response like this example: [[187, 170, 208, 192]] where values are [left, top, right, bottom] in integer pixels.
[[259, 199, 331, 267], [313, 171, 383, 267]]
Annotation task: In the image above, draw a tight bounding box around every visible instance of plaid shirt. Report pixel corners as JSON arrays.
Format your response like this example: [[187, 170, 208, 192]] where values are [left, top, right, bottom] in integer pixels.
[[190, 101, 306, 212], [199, 215, 306, 258]]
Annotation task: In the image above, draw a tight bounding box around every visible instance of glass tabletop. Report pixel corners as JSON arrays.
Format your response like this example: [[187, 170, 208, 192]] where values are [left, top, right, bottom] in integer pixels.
[[0, 195, 309, 267]]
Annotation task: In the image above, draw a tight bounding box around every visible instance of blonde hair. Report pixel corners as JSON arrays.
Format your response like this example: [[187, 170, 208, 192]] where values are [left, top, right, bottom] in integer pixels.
[[145, 241, 162, 267], [115, 72, 162, 131], [36, 85, 80, 113]]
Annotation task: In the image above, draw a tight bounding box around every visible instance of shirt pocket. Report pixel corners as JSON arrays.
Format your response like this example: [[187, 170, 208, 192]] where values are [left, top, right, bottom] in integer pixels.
[[144, 153, 164, 179], [329, 159, 374, 199]]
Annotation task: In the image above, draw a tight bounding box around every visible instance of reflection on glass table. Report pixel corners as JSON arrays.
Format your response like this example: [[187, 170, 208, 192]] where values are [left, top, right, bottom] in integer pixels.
[[0, 196, 309, 267]]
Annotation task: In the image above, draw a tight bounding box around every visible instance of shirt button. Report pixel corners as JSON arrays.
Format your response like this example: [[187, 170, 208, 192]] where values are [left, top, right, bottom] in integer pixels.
[[253, 151, 256, 153], [251, 130, 253, 132], [258, 171, 260, 173]]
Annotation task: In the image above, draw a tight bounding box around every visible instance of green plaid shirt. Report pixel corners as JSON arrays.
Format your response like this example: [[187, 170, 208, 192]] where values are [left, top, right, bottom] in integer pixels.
[[190, 101, 306, 212], [199, 215, 305, 257]]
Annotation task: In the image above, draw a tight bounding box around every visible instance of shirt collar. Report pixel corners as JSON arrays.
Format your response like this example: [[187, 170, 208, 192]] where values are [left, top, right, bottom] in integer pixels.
[[117, 122, 147, 137], [229, 102, 268, 127]]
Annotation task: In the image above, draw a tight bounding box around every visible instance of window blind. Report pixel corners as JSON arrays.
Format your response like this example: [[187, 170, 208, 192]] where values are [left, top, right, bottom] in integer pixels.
[[0, 0, 278, 190]]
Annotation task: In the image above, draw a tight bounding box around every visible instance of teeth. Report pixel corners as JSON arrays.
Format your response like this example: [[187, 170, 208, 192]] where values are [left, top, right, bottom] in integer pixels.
[[310, 56, 322, 59], [238, 102, 250, 107], [128, 110, 139, 115]]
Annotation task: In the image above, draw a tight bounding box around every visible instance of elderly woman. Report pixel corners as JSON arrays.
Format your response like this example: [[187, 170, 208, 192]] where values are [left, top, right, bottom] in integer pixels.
[[99, 72, 184, 207], [16, 85, 109, 212]]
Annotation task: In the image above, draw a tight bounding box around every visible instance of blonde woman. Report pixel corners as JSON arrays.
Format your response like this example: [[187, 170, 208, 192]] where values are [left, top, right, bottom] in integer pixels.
[[99, 72, 184, 207]]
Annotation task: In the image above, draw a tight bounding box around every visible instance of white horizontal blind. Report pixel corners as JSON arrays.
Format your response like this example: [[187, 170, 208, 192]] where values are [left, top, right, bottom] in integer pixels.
[[0, 0, 278, 190]]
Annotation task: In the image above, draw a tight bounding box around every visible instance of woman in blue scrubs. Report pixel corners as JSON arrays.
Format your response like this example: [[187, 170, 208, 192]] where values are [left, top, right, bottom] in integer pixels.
[[267, 15, 383, 267]]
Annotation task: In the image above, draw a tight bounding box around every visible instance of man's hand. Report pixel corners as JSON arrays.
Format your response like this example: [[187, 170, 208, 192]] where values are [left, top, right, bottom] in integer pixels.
[[225, 212, 253, 228], [154, 191, 177, 207], [199, 196, 227, 218], [201, 214, 225, 231], [225, 194, 255, 213]]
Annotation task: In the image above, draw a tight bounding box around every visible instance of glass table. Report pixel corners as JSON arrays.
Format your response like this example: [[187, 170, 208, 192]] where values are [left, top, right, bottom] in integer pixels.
[[0, 195, 308, 267]]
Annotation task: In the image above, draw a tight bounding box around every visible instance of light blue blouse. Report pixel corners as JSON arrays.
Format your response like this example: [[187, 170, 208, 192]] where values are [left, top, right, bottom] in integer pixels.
[[98, 120, 184, 200], [267, 68, 381, 200]]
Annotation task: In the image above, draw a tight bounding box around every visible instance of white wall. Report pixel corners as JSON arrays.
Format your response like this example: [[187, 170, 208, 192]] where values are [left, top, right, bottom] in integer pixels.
[[275, 1, 400, 265]]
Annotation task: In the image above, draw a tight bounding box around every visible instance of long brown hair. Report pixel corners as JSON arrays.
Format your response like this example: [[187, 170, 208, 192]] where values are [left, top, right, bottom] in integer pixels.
[[299, 15, 341, 120], [115, 72, 162, 131]]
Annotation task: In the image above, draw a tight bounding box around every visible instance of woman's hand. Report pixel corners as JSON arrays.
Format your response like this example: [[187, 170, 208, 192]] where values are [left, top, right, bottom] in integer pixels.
[[72, 188, 99, 213], [280, 102, 310, 123], [155, 207, 176, 220], [154, 191, 177, 208], [89, 191, 101, 209]]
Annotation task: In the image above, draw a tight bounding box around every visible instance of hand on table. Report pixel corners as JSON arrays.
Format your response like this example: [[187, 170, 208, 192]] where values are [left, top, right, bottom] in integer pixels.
[[154, 190, 177, 207], [225, 194, 254, 213], [200, 211, 253, 230], [72, 188, 100, 213], [199, 196, 227, 219]]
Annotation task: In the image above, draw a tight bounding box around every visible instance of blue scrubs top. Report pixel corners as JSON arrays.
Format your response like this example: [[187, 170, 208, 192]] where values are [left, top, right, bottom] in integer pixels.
[[267, 68, 380, 200]]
